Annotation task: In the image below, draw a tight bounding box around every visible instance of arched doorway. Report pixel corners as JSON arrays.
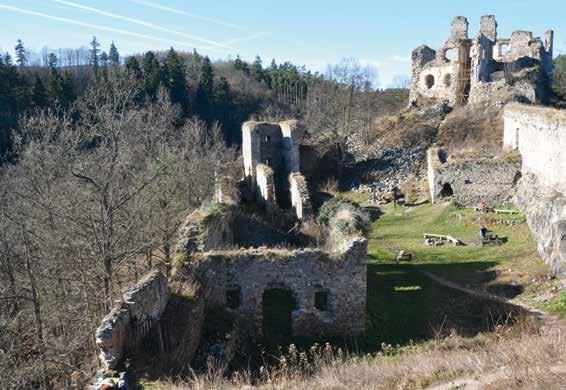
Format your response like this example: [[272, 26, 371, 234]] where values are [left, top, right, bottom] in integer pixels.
[[440, 183, 454, 197], [262, 288, 297, 346]]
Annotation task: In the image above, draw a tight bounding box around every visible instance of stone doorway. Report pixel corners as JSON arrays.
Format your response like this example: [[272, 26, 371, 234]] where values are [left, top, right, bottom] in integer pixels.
[[262, 288, 297, 346], [440, 183, 454, 197]]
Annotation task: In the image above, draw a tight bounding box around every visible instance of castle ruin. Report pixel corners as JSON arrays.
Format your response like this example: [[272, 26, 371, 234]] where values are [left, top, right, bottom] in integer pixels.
[[410, 15, 553, 107], [95, 120, 368, 372]]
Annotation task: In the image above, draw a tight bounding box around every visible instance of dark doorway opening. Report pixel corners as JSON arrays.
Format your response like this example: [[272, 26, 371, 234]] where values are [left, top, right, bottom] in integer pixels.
[[226, 286, 241, 309], [440, 183, 454, 197], [315, 290, 329, 311], [262, 288, 297, 347]]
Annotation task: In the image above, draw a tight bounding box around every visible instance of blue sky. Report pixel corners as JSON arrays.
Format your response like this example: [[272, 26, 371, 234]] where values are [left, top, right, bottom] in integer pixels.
[[0, 0, 564, 87]]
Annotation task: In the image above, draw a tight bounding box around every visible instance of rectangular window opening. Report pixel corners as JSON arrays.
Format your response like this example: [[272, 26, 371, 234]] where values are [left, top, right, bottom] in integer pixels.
[[226, 287, 241, 309], [314, 290, 329, 311]]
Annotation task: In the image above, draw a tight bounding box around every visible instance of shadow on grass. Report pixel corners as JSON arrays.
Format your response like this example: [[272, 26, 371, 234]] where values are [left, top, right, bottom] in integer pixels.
[[365, 261, 528, 352]]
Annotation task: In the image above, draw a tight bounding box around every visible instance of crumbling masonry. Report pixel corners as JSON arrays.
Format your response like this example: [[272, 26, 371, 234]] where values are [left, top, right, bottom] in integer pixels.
[[410, 15, 553, 107], [242, 120, 313, 221], [504, 104, 566, 276]]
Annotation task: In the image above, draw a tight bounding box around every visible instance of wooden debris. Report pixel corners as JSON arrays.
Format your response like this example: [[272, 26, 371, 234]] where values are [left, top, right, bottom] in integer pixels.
[[423, 233, 465, 246], [493, 209, 519, 215]]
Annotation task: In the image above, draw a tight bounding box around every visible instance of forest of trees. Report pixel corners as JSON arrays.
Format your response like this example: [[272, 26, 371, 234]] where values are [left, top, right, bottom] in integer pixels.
[[0, 38, 410, 163], [0, 37, 410, 388]]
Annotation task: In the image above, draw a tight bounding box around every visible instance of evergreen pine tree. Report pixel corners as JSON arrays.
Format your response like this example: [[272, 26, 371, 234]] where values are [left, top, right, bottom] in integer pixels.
[[15, 39, 27, 67], [142, 51, 163, 98], [47, 53, 58, 68], [59, 71, 75, 108], [214, 76, 234, 141], [125, 56, 142, 79], [4, 53, 13, 66], [233, 55, 243, 70], [100, 52, 109, 68], [195, 56, 214, 120], [100, 52, 109, 81], [90, 36, 101, 76], [108, 42, 120, 66], [200, 56, 214, 96], [233, 55, 250, 75], [164, 48, 189, 115], [47, 54, 62, 103], [32, 77, 48, 108], [252, 55, 264, 82]]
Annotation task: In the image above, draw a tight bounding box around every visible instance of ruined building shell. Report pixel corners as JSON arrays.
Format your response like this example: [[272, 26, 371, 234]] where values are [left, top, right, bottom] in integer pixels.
[[410, 15, 553, 107], [241, 120, 312, 221]]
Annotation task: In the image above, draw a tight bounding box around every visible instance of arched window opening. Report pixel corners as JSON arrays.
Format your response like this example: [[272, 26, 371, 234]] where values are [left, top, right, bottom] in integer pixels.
[[425, 74, 435, 89]]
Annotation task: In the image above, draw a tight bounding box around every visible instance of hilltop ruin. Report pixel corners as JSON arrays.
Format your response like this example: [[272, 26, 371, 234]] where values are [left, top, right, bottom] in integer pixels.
[[410, 15, 554, 107]]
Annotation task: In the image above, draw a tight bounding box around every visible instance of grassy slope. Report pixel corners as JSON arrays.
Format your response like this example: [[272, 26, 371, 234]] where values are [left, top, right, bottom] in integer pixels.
[[356, 194, 565, 350]]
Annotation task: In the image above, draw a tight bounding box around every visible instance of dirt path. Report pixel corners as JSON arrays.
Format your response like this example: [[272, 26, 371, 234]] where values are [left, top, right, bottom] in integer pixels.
[[421, 271, 565, 389]]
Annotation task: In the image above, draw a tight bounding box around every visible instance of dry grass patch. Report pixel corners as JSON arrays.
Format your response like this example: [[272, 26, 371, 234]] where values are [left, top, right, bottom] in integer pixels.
[[438, 104, 504, 158], [145, 321, 565, 389]]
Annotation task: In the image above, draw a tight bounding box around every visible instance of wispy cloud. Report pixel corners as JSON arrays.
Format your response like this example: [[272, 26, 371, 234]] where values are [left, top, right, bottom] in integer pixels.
[[128, 0, 246, 31], [51, 0, 234, 51], [0, 4, 221, 52]]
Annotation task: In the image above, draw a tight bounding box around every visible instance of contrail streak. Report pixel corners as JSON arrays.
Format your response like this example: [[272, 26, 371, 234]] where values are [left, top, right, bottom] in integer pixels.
[[223, 32, 271, 45], [200, 32, 270, 52], [128, 0, 246, 31], [0, 4, 223, 52], [50, 0, 234, 50]]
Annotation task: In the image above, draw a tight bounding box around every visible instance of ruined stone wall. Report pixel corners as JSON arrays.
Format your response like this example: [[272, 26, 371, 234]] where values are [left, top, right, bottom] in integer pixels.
[[95, 270, 169, 370], [256, 164, 277, 208], [215, 174, 241, 206], [280, 120, 304, 174], [187, 238, 367, 339], [427, 147, 520, 206], [242, 120, 307, 212], [516, 174, 566, 276], [174, 206, 235, 261], [242, 122, 262, 189], [504, 104, 566, 193], [409, 45, 437, 105], [289, 172, 312, 221], [504, 104, 566, 276]]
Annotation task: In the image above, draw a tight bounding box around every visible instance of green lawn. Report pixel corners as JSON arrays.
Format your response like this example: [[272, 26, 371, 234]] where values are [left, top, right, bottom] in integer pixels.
[[360, 200, 561, 349]]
